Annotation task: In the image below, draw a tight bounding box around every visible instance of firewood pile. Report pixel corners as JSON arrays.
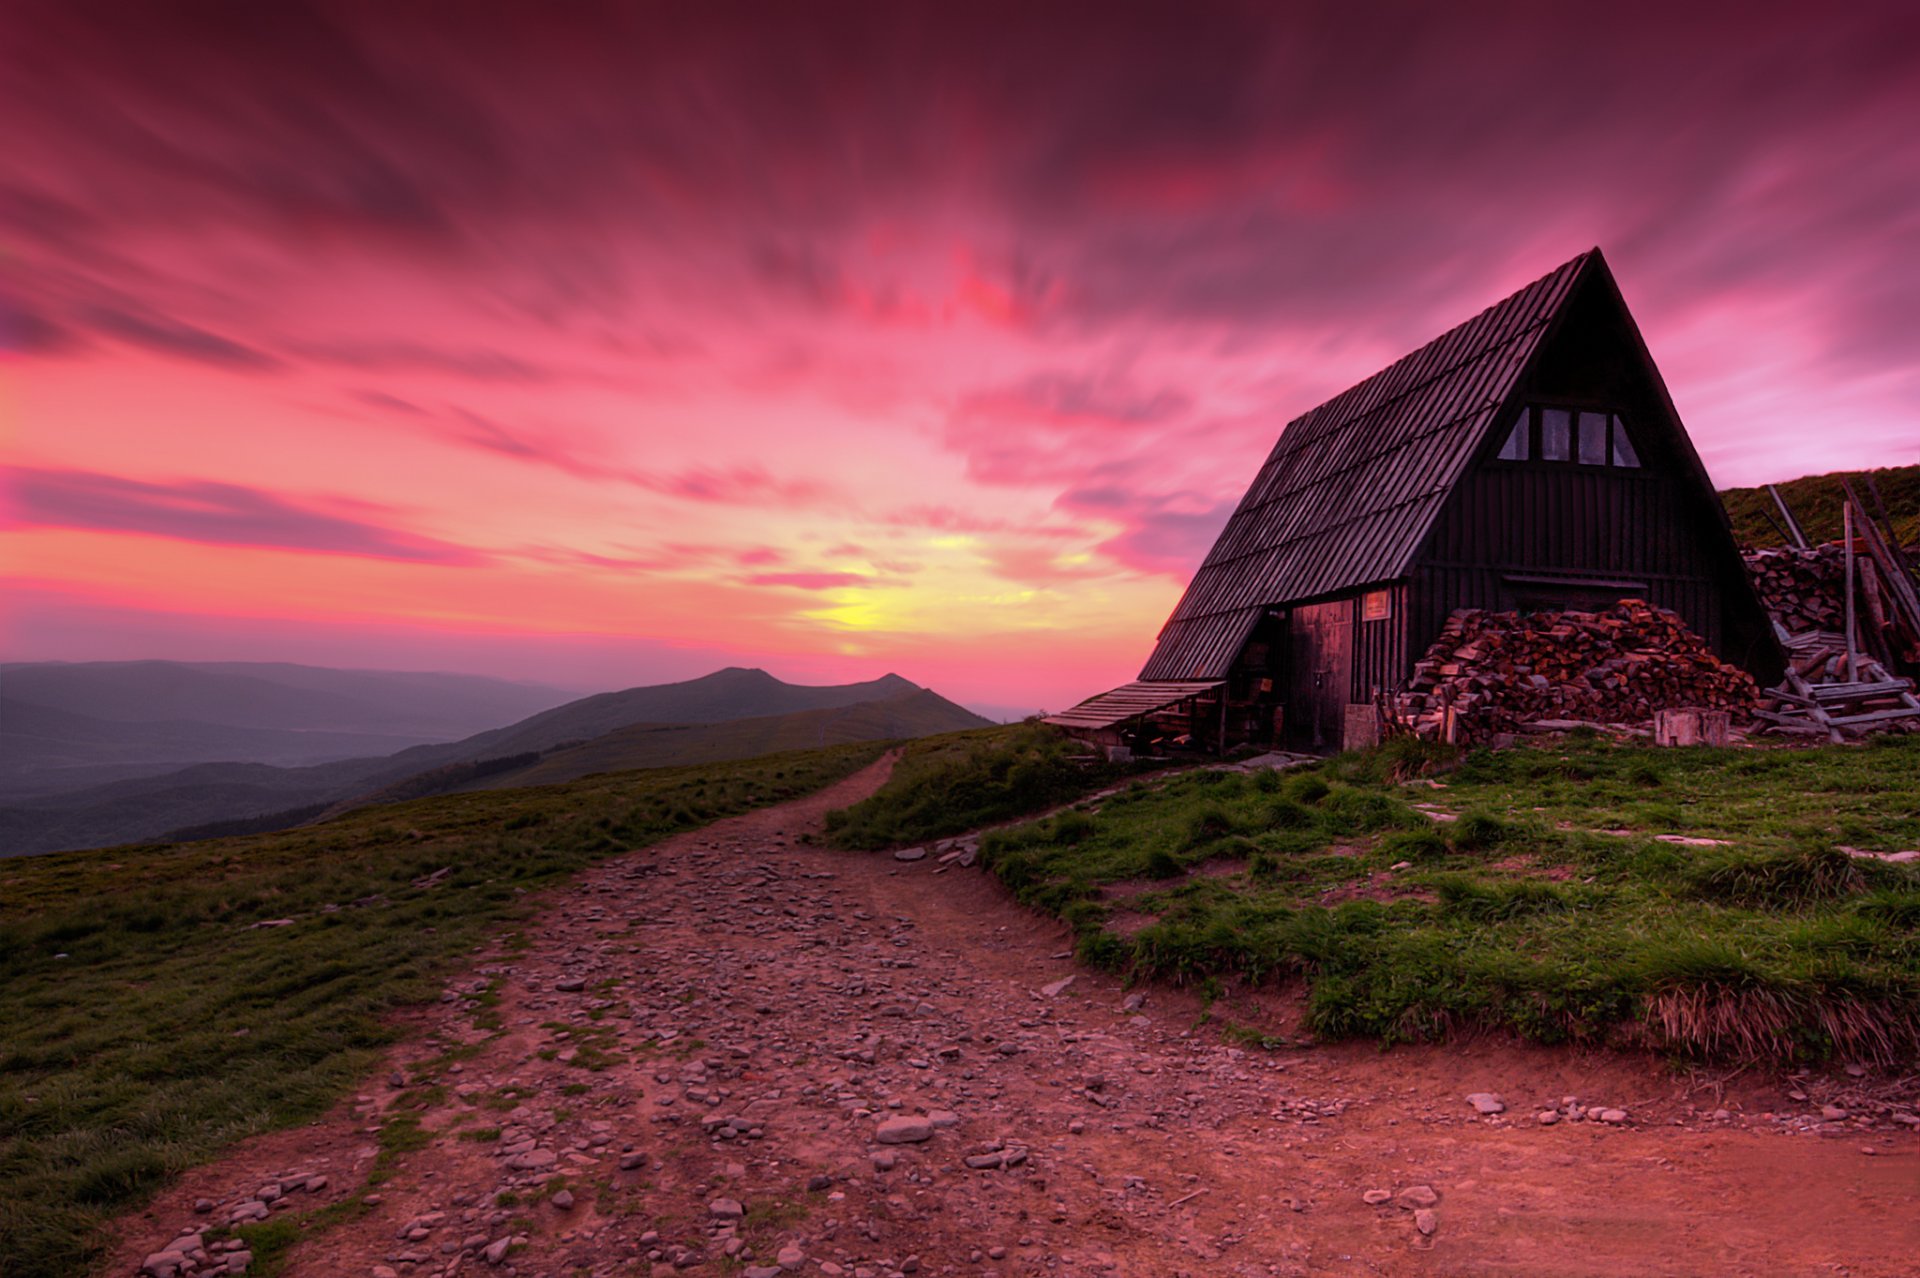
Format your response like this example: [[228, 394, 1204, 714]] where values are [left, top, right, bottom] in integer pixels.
[[1744, 546, 1852, 634], [1744, 484, 1920, 740], [1387, 601, 1758, 744]]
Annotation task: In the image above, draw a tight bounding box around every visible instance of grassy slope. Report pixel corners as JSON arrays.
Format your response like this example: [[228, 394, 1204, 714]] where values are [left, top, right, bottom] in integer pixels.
[[471, 689, 989, 791], [0, 740, 888, 1278], [1721, 462, 1920, 548], [967, 735, 1920, 1062], [824, 722, 1138, 850]]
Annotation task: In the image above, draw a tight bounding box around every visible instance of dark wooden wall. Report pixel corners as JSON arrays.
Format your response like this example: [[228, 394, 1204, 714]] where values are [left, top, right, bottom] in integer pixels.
[[1352, 582, 1408, 701], [1411, 463, 1722, 659], [1403, 263, 1772, 678]]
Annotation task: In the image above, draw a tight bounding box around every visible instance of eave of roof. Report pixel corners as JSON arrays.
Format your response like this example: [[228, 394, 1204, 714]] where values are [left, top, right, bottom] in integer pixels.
[[1043, 679, 1225, 730]]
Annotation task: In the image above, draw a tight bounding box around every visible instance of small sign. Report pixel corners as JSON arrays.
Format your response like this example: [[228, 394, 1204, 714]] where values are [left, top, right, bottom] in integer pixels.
[[1362, 589, 1393, 621]]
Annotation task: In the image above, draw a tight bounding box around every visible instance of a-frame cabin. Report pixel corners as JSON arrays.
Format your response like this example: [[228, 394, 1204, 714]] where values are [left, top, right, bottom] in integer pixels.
[[1048, 248, 1780, 753]]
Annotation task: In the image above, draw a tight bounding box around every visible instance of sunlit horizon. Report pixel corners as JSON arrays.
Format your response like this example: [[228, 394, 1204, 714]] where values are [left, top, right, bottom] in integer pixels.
[[4, 3, 1917, 714]]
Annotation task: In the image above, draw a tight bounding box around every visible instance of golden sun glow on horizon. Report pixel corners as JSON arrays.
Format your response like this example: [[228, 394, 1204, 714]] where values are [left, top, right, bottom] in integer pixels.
[[2, 5, 1916, 709]]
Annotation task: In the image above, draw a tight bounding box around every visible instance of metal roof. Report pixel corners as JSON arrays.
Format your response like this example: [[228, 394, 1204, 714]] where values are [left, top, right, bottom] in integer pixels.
[[1140, 250, 1596, 681], [1042, 679, 1224, 731]]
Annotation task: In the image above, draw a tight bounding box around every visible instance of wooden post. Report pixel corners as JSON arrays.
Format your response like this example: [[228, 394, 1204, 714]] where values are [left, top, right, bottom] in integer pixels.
[[1769, 484, 1810, 549], [1844, 501, 1859, 677]]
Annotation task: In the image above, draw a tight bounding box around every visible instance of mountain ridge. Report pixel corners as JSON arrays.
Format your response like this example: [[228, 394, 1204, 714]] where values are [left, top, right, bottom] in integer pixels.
[[0, 667, 986, 857]]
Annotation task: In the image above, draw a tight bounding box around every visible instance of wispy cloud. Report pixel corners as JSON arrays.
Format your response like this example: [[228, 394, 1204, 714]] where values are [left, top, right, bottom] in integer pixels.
[[943, 370, 1194, 485], [6, 467, 487, 565], [295, 340, 550, 381], [744, 571, 901, 591], [85, 307, 282, 370]]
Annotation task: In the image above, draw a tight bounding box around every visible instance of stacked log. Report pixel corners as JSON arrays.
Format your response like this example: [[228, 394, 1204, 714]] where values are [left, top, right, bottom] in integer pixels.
[[1746, 542, 1920, 668], [1744, 546, 1849, 633], [1389, 601, 1758, 744]]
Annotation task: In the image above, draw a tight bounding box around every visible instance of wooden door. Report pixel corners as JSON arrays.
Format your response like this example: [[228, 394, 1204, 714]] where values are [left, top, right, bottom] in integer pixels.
[[1288, 599, 1354, 750]]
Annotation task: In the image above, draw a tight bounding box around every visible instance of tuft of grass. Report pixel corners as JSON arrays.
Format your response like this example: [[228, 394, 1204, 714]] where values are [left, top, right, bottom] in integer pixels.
[[1282, 773, 1331, 806], [1687, 843, 1870, 908], [1182, 803, 1241, 849], [1434, 875, 1578, 920], [1449, 812, 1509, 852], [1318, 785, 1421, 833], [1263, 798, 1317, 830], [1380, 828, 1451, 863], [1048, 810, 1098, 845], [1144, 849, 1186, 879]]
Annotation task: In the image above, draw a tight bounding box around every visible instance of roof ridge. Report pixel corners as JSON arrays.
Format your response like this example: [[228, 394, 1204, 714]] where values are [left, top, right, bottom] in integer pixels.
[[1271, 250, 1594, 456]]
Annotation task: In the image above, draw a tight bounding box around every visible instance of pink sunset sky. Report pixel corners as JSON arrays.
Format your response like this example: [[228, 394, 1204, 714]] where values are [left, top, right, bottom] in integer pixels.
[[3, 1, 1917, 716]]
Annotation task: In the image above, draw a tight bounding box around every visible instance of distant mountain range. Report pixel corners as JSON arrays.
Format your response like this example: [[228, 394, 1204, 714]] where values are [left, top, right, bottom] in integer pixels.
[[0, 664, 988, 856], [0, 661, 572, 797]]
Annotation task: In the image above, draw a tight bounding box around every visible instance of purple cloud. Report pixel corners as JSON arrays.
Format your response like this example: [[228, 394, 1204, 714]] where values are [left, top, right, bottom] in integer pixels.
[[6, 466, 487, 565], [85, 307, 282, 370]]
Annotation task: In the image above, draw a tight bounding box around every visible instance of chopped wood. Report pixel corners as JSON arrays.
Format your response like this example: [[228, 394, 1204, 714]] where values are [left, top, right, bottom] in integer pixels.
[[1746, 541, 1920, 665], [1386, 600, 1757, 745]]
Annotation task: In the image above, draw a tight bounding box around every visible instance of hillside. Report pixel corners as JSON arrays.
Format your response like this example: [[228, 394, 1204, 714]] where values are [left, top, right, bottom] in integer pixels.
[[0, 740, 892, 1278], [0, 669, 983, 857], [0, 660, 570, 736], [0, 661, 571, 798], [436, 667, 927, 761], [0, 697, 444, 799], [467, 687, 987, 790], [1721, 462, 1920, 548]]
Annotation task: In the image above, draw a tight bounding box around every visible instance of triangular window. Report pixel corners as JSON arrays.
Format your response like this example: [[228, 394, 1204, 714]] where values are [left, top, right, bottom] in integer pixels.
[[1497, 412, 1529, 460], [1611, 415, 1641, 467]]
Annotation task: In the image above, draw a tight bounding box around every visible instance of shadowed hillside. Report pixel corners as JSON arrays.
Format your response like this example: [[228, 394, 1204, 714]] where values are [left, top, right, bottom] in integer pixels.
[[0, 661, 571, 798], [470, 687, 987, 790], [427, 668, 927, 762], [0, 670, 983, 857]]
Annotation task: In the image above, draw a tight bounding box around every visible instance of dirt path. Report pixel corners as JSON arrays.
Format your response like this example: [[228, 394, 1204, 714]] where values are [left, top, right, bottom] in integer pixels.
[[117, 755, 1920, 1278]]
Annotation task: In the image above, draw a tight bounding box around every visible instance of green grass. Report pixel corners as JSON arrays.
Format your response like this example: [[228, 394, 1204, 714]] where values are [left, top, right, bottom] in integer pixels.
[[1720, 462, 1920, 547], [0, 740, 887, 1278], [975, 735, 1920, 1064], [465, 689, 987, 792], [823, 723, 1139, 850]]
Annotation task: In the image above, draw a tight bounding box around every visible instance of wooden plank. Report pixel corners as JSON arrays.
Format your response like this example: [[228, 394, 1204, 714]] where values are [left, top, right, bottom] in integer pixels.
[[1864, 473, 1920, 587], [1846, 480, 1920, 639], [1768, 483, 1810, 549], [1808, 680, 1914, 702], [1825, 706, 1920, 727]]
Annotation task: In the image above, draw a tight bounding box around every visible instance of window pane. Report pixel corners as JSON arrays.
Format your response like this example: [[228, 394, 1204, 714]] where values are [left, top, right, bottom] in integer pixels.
[[1611, 415, 1641, 467], [1577, 411, 1608, 464], [1497, 412, 1529, 460], [1541, 408, 1571, 461]]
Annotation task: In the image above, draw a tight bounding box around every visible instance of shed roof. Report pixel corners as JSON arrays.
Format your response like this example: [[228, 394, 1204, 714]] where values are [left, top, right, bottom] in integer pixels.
[[1140, 250, 1595, 681], [1042, 679, 1224, 731]]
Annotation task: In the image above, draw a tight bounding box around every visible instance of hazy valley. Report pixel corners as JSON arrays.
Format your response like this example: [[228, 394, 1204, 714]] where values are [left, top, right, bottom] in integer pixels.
[[0, 663, 990, 857]]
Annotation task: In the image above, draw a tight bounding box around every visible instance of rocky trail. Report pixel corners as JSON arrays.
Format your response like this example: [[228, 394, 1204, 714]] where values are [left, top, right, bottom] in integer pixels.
[[116, 754, 1920, 1278]]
